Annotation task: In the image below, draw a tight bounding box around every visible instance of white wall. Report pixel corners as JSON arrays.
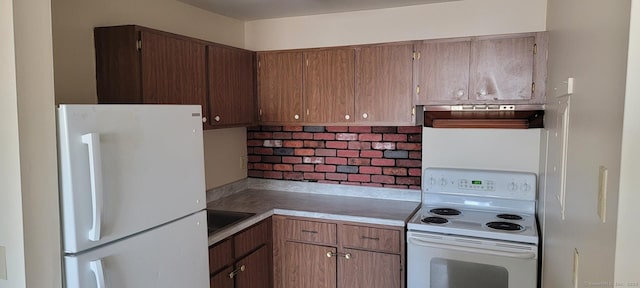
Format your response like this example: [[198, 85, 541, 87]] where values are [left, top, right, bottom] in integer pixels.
[[245, 0, 547, 50], [51, 0, 248, 189], [1, 0, 61, 287], [13, 0, 62, 286], [422, 128, 542, 173], [615, 0, 640, 283], [0, 0, 27, 286], [542, 0, 631, 287]]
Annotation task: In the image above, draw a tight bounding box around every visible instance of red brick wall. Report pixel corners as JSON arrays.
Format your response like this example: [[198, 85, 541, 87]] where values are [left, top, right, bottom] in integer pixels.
[[247, 126, 422, 189]]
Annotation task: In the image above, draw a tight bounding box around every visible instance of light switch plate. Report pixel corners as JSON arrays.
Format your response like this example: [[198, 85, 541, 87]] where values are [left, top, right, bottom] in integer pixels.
[[0, 245, 6, 280], [240, 156, 247, 170], [598, 166, 608, 223], [567, 77, 575, 94]]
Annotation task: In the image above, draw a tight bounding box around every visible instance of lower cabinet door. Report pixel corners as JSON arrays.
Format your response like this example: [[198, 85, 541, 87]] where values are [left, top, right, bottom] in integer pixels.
[[284, 242, 337, 288], [236, 245, 272, 288], [210, 267, 234, 288], [339, 249, 401, 288]]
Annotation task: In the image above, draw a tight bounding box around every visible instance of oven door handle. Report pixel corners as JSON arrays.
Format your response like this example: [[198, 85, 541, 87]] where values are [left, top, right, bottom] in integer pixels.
[[409, 236, 536, 259]]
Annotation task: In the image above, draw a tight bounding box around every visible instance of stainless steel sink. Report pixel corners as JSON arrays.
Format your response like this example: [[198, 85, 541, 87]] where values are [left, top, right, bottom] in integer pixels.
[[206, 209, 255, 235]]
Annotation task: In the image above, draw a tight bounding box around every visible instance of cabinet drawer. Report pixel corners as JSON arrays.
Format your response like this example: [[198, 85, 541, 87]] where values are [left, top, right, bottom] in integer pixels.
[[285, 219, 337, 245], [340, 225, 400, 254], [234, 218, 272, 258], [209, 238, 233, 274]]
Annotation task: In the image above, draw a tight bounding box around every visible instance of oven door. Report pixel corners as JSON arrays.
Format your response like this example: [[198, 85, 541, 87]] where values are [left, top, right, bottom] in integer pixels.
[[407, 231, 537, 288]]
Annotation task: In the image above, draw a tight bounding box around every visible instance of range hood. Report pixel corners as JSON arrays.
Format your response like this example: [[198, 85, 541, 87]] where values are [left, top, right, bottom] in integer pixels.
[[423, 105, 544, 129]]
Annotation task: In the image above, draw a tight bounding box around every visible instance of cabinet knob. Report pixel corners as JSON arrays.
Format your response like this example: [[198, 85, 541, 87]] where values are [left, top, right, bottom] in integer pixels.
[[202, 117, 207, 123], [214, 115, 221, 122], [294, 114, 300, 120], [456, 89, 465, 97], [345, 114, 350, 120], [344, 253, 352, 260], [326, 252, 336, 258], [477, 90, 488, 96], [362, 113, 368, 119]]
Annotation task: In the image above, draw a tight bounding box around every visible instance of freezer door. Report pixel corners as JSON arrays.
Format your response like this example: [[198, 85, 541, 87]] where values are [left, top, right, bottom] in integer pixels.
[[58, 105, 206, 253], [64, 211, 209, 288]]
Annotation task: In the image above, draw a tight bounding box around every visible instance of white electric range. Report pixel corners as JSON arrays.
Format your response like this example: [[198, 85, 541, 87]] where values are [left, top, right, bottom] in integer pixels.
[[407, 168, 539, 288]]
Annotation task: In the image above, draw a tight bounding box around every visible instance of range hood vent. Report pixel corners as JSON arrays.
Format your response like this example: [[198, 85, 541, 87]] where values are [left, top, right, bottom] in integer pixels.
[[423, 105, 544, 129]]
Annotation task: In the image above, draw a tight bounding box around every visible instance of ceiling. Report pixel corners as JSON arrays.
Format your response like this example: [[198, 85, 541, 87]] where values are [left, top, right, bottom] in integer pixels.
[[179, 0, 458, 21]]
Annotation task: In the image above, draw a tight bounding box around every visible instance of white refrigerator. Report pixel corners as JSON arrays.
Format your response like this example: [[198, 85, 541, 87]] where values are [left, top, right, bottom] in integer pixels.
[[57, 105, 209, 288]]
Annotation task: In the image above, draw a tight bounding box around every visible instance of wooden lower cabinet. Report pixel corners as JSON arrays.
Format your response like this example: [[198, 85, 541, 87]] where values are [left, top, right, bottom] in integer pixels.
[[209, 218, 272, 288], [235, 245, 271, 288], [210, 266, 234, 288], [283, 242, 337, 288], [274, 216, 404, 288], [339, 249, 401, 288]]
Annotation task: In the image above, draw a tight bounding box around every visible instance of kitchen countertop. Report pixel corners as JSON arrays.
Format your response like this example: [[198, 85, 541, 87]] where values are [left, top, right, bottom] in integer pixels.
[[206, 184, 421, 246]]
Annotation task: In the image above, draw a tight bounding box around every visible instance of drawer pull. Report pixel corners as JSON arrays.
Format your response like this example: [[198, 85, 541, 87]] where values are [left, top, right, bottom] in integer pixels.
[[361, 236, 380, 241], [301, 229, 318, 234], [326, 252, 351, 259], [228, 265, 246, 279]]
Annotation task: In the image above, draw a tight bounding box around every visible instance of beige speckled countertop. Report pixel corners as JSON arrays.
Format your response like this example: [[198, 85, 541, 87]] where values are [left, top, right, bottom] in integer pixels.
[[206, 179, 421, 246]]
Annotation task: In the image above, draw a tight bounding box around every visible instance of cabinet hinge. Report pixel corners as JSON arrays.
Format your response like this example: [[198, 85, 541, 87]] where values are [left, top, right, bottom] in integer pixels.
[[416, 85, 421, 95], [257, 61, 261, 69], [259, 108, 263, 117], [411, 106, 416, 116], [136, 40, 142, 51], [532, 82, 536, 93], [533, 43, 537, 55], [412, 51, 421, 60], [306, 59, 309, 66]]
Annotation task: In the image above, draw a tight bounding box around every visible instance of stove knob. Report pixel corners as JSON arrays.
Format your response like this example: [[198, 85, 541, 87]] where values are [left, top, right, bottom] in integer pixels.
[[521, 183, 530, 192], [429, 177, 437, 185], [439, 178, 447, 186], [508, 182, 517, 191]]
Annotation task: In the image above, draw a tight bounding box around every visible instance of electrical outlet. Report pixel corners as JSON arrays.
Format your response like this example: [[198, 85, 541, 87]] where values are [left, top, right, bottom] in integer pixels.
[[240, 156, 247, 170], [0, 245, 6, 280], [598, 166, 608, 223], [573, 248, 579, 288]]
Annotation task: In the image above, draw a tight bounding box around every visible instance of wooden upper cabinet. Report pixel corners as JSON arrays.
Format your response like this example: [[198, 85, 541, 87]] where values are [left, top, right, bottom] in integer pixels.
[[415, 40, 471, 104], [207, 45, 256, 127], [356, 43, 414, 125], [303, 49, 355, 123], [470, 35, 535, 102], [95, 26, 208, 123], [257, 52, 304, 124], [139, 30, 207, 112], [415, 32, 547, 105]]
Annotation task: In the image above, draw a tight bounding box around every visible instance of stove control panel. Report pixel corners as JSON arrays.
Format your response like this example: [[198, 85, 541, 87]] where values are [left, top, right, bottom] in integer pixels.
[[423, 168, 537, 200]]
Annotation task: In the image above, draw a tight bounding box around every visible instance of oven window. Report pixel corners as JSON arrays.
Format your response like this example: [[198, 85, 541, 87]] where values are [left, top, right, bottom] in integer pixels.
[[430, 258, 508, 288]]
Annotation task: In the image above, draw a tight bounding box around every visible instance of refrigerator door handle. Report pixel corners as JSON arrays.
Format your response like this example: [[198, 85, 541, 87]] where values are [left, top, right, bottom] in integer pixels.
[[82, 133, 103, 241], [89, 259, 106, 288]]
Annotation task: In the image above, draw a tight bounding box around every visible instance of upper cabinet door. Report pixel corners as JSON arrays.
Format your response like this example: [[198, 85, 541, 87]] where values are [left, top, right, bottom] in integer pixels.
[[356, 44, 414, 125], [304, 49, 355, 123], [257, 52, 304, 123], [469, 35, 536, 102], [140, 30, 208, 114], [415, 40, 471, 104], [208, 46, 256, 127]]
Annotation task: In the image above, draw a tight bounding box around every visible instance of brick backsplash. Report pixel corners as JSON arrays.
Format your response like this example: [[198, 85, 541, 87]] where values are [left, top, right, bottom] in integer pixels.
[[247, 126, 422, 190]]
